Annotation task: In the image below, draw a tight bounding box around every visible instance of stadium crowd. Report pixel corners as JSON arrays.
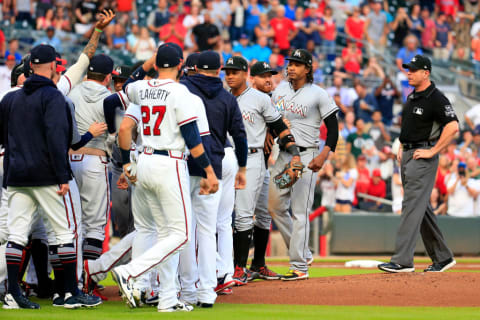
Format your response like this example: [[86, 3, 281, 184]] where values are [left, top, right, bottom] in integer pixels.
[[0, 0, 480, 219]]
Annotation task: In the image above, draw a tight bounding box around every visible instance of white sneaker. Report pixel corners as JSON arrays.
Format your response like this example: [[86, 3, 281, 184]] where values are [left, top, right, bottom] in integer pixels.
[[158, 302, 194, 312], [112, 266, 136, 308], [2, 293, 40, 309]]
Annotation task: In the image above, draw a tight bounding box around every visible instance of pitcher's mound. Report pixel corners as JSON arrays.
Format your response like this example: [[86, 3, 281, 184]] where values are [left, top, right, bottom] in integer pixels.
[[216, 273, 480, 307]]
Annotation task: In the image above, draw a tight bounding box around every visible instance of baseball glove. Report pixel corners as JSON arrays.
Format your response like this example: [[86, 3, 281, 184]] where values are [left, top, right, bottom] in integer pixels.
[[274, 160, 305, 189]]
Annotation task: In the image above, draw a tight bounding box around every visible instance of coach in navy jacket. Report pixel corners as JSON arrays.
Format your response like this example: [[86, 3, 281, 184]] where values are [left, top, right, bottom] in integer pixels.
[[0, 61, 72, 187], [180, 51, 248, 179]]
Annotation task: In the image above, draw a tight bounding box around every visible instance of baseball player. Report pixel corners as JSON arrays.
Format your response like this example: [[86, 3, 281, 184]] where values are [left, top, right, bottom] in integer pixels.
[[270, 49, 339, 280], [111, 45, 219, 312], [0, 45, 101, 309], [178, 51, 247, 306], [223, 56, 302, 285], [247, 61, 283, 279]]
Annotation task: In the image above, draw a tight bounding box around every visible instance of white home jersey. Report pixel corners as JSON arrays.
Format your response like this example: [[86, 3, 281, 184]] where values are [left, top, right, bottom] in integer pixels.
[[272, 82, 338, 148], [235, 87, 281, 148], [125, 79, 208, 151]]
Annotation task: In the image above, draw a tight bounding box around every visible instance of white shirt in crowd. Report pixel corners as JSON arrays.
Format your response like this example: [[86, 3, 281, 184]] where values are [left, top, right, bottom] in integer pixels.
[[320, 179, 336, 209], [446, 173, 478, 217], [335, 168, 358, 202], [465, 104, 480, 128]]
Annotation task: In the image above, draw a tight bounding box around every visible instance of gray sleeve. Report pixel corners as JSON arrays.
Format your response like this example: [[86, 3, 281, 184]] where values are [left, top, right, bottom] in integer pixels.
[[262, 94, 282, 123], [318, 88, 339, 120]]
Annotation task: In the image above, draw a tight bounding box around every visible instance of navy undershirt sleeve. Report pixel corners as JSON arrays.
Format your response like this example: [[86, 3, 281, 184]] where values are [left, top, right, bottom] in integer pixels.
[[71, 132, 93, 150], [233, 136, 248, 167], [180, 121, 202, 149]]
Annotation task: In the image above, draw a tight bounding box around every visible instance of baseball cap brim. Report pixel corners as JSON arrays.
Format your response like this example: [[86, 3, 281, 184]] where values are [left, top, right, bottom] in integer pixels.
[[286, 56, 310, 65], [402, 63, 419, 70], [221, 65, 245, 70], [252, 69, 278, 76]]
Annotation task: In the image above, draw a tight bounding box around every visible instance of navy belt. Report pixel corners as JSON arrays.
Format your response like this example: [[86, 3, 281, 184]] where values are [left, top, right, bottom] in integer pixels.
[[143, 147, 186, 160], [402, 141, 436, 151]]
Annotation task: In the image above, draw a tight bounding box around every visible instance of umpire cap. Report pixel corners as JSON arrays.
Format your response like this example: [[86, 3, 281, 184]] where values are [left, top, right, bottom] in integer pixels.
[[250, 61, 278, 76], [222, 56, 248, 71], [286, 49, 313, 67], [402, 54, 431, 72]]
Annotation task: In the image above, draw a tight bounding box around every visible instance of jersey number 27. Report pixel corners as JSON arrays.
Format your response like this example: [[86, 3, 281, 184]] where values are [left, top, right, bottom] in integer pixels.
[[141, 105, 166, 136]]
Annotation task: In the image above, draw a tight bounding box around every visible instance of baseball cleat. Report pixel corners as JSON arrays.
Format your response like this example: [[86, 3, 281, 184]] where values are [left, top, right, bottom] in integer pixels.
[[196, 302, 213, 308], [145, 293, 159, 306], [158, 301, 193, 312], [217, 287, 233, 295], [232, 266, 248, 286], [111, 266, 136, 308], [63, 292, 102, 309], [424, 258, 456, 272], [281, 269, 309, 281], [215, 274, 235, 293], [250, 265, 281, 280], [52, 293, 64, 307], [378, 262, 415, 273], [2, 293, 40, 309], [246, 268, 259, 281], [307, 257, 314, 266]]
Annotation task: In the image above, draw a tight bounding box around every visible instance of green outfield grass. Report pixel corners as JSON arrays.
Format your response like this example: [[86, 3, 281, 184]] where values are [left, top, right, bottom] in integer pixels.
[[1, 301, 479, 320]]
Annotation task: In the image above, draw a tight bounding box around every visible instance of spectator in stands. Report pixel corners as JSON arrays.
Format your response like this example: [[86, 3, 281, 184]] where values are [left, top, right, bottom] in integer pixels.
[[353, 81, 378, 123], [116, 0, 138, 21], [127, 23, 140, 50], [452, 12, 474, 60], [435, 0, 459, 17], [344, 6, 365, 44], [396, 34, 423, 85], [229, 0, 244, 41], [183, 3, 204, 49], [421, 7, 435, 53], [446, 161, 478, 217], [354, 154, 371, 207], [192, 12, 220, 51], [5, 38, 22, 63], [465, 103, 480, 131], [54, 6, 72, 32], [233, 33, 251, 56], [160, 14, 187, 49], [334, 154, 358, 213], [269, 44, 285, 68], [318, 161, 336, 209], [245, 0, 266, 39], [341, 40, 362, 74], [390, 7, 410, 48], [133, 27, 156, 61], [74, 0, 98, 35], [36, 0, 54, 18], [312, 57, 324, 84], [408, 4, 424, 41], [430, 187, 447, 215], [327, 76, 357, 118], [368, 110, 391, 150], [33, 26, 62, 53], [284, 0, 298, 20], [36, 7, 54, 30], [471, 29, 480, 78], [112, 23, 128, 50], [374, 76, 398, 126], [319, 6, 337, 57], [270, 5, 297, 54], [14, 0, 34, 25], [363, 56, 385, 80], [391, 165, 403, 214], [466, 155, 480, 179], [0, 30, 5, 58], [221, 40, 233, 63], [379, 145, 395, 179], [148, 0, 170, 37], [291, 7, 309, 49], [255, 13, 275, 41], [0, 55, 15, 94], [328, 56, 350, 79], [464, 125, 480, 158], [363, 138, 381, 173], [361, 168, 386, 211], [340, 111, 357, 140], [347, 118, 374, 158], [247, 36, 272, 62], [433, 12, 453, 61], [365, 0, 388, 55], [330, 0, 354, 31], [211, 0, 231, 33]]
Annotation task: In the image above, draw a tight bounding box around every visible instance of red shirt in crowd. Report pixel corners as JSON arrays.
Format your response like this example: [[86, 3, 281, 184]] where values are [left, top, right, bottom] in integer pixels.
[[422, 18, 436, 49], [270, 17, 296, 50], [345, 17, 365, 41], [368, 179, 387, 199], [0, 29, 4, 56], [341, 47, 362, 74], [320, 17, 336, 41], [435, 0, 459, 16], [117, 0, 134, 12], [159, 22, 187, 49], [355, 167, 371, 195], [435, 169, 449, 196]]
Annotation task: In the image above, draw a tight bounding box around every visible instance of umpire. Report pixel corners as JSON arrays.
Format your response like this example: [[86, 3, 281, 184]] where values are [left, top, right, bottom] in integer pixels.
[[379, 55, 457, 273]]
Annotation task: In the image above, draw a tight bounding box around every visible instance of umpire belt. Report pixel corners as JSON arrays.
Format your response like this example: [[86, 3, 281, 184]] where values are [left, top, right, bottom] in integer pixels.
[[402, 141, 436, 151], [143, 147, 187, 160]]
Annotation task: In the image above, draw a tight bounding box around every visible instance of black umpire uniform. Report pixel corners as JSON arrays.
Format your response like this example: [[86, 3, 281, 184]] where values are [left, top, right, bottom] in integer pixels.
[[380, 55, 457, 272]]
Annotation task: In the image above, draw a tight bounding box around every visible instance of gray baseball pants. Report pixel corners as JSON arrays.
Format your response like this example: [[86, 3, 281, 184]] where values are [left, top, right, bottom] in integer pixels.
[[391, 148, 453, 267]]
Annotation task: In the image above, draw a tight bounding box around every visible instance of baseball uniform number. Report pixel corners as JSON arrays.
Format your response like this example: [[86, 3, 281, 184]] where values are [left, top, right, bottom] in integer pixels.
[[141, 105, 167, 136]]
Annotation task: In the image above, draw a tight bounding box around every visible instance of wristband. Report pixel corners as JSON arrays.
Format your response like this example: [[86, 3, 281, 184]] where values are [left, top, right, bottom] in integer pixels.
[[95, 28, 103, 33], [120, 148, 131, 165], [194, 152, 211, 169], [286, 144, 300, 157]]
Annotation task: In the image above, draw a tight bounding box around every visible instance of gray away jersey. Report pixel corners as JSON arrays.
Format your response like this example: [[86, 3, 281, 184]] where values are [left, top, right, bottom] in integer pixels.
[[272, 82, 338, 148], [235, 87, 281, 148]]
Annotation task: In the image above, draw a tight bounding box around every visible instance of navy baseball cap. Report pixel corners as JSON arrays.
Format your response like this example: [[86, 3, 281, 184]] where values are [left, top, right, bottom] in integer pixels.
[[222, 56, 248, 71], [155, 45, 181, 68], [159, 42, 183, 61], [197, 51, 221, 70], [250, 61, 278, 76], [185, 52, 200, 71], [402, 54, 431, 71], [286, 49, 313, 67], [112, 65, 132, 80], [30, 44, 56, 64], [88, 54, 117, 75]]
